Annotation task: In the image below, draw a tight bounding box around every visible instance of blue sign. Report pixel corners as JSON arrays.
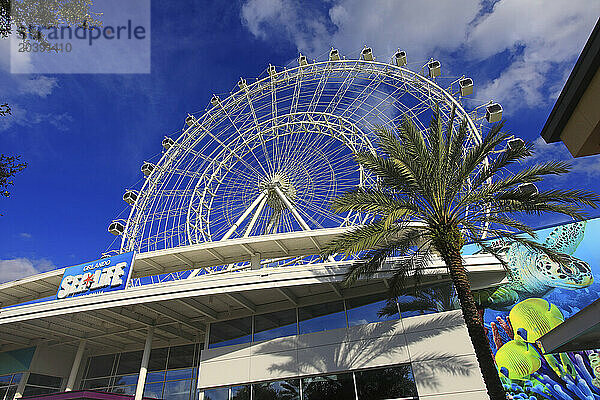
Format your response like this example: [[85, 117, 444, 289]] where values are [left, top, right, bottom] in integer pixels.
[[56, 252, 134, 300]]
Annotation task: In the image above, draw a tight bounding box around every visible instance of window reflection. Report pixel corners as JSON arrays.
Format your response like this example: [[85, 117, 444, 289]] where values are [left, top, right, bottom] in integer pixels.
[[163, 379, 191, 400], [143, 381, 164, 398], [355, 365, 418, 400], [203, 387, 229, 400], [83, 343, 200, 400], [166, 368, 192, 381], [146, 370, 166, 384], [301, 373, 355, 400], [346, 294, 399, 327], [230, 384, 251, 400], [398, 283, 458, 318], [205, 365, 418, 400], [112, 385, 136, 395], [252, 379, 300, 400], [298, 301, 346, 334], [254, 309, 297, 342], [112, 374, 138, 386], [209, 316, 252, 348]]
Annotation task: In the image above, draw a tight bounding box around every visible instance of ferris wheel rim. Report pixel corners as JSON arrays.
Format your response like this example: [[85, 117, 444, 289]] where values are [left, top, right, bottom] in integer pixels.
[[118, 53, 485, 255]]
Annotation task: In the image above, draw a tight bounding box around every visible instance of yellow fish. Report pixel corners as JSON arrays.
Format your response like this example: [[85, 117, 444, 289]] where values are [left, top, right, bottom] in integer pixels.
[[495, 337, 542, 380], [509, 298, 564, 343]]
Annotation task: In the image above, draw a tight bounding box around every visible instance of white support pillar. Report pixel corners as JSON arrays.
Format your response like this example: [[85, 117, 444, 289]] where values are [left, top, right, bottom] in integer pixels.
[[13, 371, 29, 399], [65, 339, 86, 391], [222, 190, 268, 240], [134, 327, 154, 400], [273, 186, 311, 231]]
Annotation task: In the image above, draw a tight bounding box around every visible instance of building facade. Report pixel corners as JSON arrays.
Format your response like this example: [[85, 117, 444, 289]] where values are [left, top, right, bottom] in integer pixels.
[[0, 240, 506, 400]]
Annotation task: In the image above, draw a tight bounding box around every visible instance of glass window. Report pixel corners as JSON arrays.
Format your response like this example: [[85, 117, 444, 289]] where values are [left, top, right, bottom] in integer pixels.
[[355, 365, 418, 400], [112, 385, 136, 395], [209, 316, 252, 348], [11, 373, 23, 384], [113, 374, 138, 386], [298, 301, 346, 334], [346, 294, 399, 327], [22, 386, 54, 397], [86, 354, 116, 378], [398, 283, 458, 318], [301, 373, 355, 400], [27, 373, 62, 388], [166, 368, 192, 381], [0, 374, 12, 386], [149, 347, 169, 371], [163, 379, 191, 400], [168, 344, 196, 369], [143, 381, 164, 399], [82, 377, 111, 389], [5, 386, 16, 399], [146, 370, 166, 384], [203, 387, 229, 400], [117, 350, 143, 375], [230, 384, 250, 400], [252, 379, 301, 400], [254, 309, 297, 342]]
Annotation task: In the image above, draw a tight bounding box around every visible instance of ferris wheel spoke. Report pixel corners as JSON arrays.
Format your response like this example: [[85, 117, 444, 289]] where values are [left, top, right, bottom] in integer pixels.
[[200, 127, 267, 179], [340, 68, 387, 121], [118, 57, 483, 256], [324, 60, 362, 114]]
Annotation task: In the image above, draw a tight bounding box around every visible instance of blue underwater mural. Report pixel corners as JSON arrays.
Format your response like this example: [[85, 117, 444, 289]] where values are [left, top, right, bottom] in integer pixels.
[[467, 218, 600, 400]]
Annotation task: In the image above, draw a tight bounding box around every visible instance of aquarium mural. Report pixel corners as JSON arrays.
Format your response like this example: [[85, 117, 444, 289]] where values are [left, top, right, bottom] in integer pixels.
[[467, 217, 600, 400]]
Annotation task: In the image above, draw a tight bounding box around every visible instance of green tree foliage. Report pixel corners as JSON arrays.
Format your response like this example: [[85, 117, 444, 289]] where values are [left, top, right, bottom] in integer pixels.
[[1, 0, 101, 42], [323, 107, 600, 400], [0, 154, 26, 198]]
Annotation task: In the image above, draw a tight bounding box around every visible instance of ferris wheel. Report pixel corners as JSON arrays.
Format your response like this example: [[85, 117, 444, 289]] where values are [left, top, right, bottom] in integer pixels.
[[107, 47, 502, 282]]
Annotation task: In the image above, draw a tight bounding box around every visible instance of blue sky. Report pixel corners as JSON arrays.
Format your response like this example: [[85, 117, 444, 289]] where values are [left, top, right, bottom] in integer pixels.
[[0, 0, 599, 281]]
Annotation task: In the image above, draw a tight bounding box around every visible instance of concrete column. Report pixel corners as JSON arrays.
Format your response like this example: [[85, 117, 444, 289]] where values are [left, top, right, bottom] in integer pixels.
[[134, 327, 154, 400], [13, 371, 29, 399], [65, 339, 86, 391]]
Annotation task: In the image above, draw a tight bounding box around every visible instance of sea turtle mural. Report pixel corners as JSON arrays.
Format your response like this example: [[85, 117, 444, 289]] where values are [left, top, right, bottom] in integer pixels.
[[474, 221, 594, 311]]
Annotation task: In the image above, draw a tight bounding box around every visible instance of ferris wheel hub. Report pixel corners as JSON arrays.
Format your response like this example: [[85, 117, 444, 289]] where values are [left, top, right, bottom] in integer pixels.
[[259, 172, 297, 210]]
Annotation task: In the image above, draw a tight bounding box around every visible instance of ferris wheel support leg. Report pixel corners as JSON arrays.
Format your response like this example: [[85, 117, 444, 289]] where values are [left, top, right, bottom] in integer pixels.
[[273, 186, 335, 263], [222, 190, 268, 241], [273, 186, 311, 231], [244, 196, 268, 238]]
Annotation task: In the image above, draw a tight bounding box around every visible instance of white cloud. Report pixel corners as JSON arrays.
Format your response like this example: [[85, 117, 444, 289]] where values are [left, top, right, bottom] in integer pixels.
[[0, 38, 59, 99], [0, 258, 54, 283], [242, 0, 480, 62], [0, 103, 73, 132], [468, 0, 599, 109], [241, 0, 331, 55], [528, 137, 600, 179], [19, 76, 58, 97], [19, 232, 32, 239], [240, 0, 600, 113]]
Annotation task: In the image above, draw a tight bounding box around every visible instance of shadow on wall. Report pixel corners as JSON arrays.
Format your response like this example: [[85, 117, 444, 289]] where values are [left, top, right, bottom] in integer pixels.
[[253, 310, 475, 390]]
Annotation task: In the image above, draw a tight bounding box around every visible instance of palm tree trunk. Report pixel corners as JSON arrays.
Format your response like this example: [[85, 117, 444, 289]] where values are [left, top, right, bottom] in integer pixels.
[[438, 244, 506, 400]]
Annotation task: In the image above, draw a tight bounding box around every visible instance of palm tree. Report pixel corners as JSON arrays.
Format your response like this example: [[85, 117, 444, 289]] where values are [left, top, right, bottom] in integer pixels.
[[377, 282, 458, 317], [323, 108, 600, 400]]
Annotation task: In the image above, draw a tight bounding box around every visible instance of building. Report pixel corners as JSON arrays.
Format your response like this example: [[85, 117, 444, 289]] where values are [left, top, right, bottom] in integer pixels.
[[537, 18, 600, 355], [540, 18, 600, 157], [0, 234, 507, 400], [6, 42, 599, 400]]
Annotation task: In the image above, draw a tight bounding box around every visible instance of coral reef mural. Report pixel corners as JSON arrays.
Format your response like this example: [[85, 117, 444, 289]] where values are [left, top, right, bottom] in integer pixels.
[[467, 218, 600, 399]]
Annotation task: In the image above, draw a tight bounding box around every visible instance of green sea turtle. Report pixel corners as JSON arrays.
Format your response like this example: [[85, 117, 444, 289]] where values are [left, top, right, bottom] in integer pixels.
[[473, 221, 593, 311]]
